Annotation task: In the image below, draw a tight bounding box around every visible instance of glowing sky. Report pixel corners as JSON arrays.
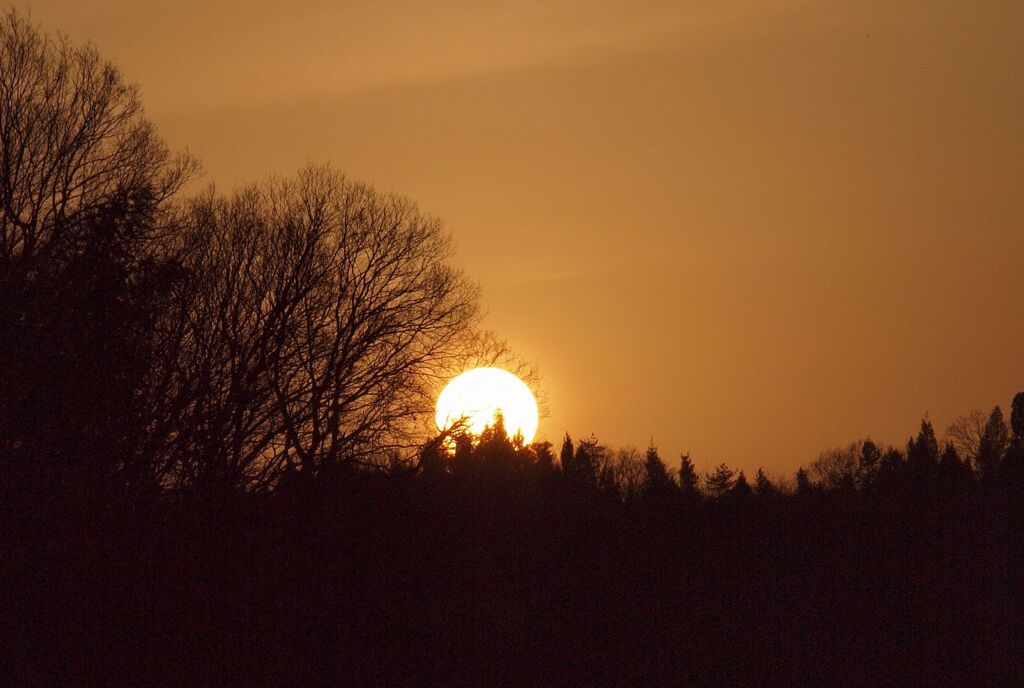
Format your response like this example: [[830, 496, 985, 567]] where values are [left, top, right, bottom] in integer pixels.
[[35, 0, 1024, 474]]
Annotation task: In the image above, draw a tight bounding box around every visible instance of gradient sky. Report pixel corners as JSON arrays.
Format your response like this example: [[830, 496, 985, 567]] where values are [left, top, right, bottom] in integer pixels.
[[33, 0, 1024, 475]]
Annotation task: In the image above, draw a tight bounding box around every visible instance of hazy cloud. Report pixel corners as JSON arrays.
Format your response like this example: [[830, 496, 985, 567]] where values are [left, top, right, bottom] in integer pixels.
[[37, 0, 825, 113]]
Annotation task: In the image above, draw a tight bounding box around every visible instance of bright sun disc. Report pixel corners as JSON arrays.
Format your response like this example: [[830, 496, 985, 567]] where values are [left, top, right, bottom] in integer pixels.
[[435, 367, 539, 443]]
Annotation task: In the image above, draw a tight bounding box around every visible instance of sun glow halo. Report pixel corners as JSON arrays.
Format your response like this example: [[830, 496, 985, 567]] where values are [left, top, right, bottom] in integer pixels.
[[435, 367, 539, 443]]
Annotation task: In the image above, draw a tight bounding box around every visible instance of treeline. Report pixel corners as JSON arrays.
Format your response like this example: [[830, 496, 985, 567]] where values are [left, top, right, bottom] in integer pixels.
[[3, 10, 1023, 686], [7, 404, 1023, 685], [419, 399, 1024, 509]]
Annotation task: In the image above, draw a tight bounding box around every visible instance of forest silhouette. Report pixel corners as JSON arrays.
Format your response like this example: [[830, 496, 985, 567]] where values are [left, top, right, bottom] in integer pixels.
[[2, 10, 1022, 686]]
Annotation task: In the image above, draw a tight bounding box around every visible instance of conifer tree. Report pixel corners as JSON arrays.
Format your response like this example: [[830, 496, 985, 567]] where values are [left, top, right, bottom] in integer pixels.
[[573, 436, 603, 485], [705, 463, 736, 498], [1000, 394, 1024, 485], [1012, 393, 1024, 442], [939, 443, 961, 471], [678, 453, 700, 496], [533, 441, 555, 471], [476, 411, 517, 474], [731, 470, 753, 499], [560, 433, 575, 475], [907, 419, 940, 474], [795, 467, 813, 496], [754, 468, 777, 497], [976, 406, 1009, 479], [452, 433, 474, 476], [938, 442, 972, 487], [643, 442, 673, 492], [858, 439, 882, 488]]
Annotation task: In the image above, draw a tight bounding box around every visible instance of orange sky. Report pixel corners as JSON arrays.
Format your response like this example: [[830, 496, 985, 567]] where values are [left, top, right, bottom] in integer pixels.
[[34, 0, 1024, 474]]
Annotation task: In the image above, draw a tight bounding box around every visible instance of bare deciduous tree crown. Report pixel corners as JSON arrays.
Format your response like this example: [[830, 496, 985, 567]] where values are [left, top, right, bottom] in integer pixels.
[[149, 167, 495, 489], [0, 9, 197, 268], [1, 10, 534, 494]]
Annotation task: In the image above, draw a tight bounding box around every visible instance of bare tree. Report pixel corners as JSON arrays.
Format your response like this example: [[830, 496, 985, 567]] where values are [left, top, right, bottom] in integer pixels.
[[594, 446, 645, 502], [0, 9, 196, 270], [944, 409, 988, 467], [149, 168, 484, 491], [810, 442, 860, 491], [0, 10, 196, 496]]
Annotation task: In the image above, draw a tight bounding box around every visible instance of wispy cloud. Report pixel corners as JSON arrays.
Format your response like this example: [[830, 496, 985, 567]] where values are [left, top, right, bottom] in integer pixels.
[[37, 0, 824, 114]]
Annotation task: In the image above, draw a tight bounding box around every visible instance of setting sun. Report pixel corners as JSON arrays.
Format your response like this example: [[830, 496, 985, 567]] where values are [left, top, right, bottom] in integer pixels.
[[435, 367, 539, 442]]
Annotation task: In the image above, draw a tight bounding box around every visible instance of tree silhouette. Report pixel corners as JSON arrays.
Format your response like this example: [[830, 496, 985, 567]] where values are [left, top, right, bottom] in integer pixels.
[[145, 168, 481, 492], [907, 419, 940, 476], [559, 433, 575, 474], [0, 10, 196, 499], [452, 431, 475, 476], [1006, 394, 1024, 476], [533, 440, 555, 471], [1012, 393, 1024, 441], [857, 439, 882, 489], [571, 435, 603, 486], [754, 468, 778, 497], [881, 447, 905, 474], [811, 443, 859, 491], [1002, 393, 1024, 486], [607, 447, 646, 502], [944, 409, 988, 466], [0, 10, 196, 266], [705, 463, 736, 498], [643, 443, 673, 491], [976, 406, 1009, 480], [730, 470, 753, 498], [475, 411, 519, 476], [938, 442, 972, 489], [795, 466, 813, 495], [678, 453, 700, 498]]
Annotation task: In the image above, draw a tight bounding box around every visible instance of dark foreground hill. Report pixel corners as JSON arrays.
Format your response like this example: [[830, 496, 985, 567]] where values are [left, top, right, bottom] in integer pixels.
[[4, 456, 1021, 687]]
